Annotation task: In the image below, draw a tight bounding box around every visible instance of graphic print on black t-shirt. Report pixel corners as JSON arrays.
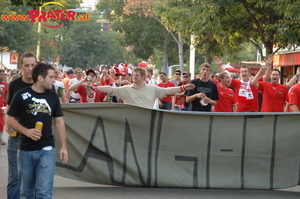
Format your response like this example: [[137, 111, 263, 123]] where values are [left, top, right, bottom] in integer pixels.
[[187, 78, 218, 112], [7, 87, 63, 151], [197, 87, 212, 96]]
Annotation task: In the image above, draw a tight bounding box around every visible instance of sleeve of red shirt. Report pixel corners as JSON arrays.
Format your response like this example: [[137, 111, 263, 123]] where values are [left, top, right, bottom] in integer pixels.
[[230, 79, 239, 87], [288, 87, 298, 105]]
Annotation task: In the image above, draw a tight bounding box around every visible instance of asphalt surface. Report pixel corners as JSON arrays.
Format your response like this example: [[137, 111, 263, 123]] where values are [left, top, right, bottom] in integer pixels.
[[1, 132, 300, 199]]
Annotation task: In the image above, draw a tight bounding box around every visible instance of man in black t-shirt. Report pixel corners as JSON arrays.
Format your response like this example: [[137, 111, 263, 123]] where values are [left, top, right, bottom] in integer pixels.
[[7, 63, 68, 199], [186, 63, 218, 111], [6, 52, 36, 199]]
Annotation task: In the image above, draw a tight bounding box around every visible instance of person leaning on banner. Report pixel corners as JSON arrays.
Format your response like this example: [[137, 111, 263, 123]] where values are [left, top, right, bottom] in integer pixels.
[[95, 67, 195, 109], [186, 63, 219, 112]]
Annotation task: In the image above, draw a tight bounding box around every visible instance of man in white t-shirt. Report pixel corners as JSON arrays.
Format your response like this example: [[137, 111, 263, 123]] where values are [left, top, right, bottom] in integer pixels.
[[53, 67, 65, 103], [96, 67, 195, 108], [67, 68, 82, 103]]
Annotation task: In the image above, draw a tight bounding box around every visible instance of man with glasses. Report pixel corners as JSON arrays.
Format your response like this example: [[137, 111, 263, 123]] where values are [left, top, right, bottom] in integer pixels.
[[172, 71, 191, 111], [170, 69, 182, 86]]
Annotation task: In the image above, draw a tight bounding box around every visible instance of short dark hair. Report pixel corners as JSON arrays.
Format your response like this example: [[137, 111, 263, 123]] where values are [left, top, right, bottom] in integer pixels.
[[272, 68, 281, 75], [159, 71, 167, 76], [146, 68, 153, 75], [218, 72, 229, 82], [133, 67, 146, 77], [199, 63, 212, 71], [32, 62, 55, 83], [175, 69, 181, 74], [240, 65, 250, 72], [20, 52, 37, 65]]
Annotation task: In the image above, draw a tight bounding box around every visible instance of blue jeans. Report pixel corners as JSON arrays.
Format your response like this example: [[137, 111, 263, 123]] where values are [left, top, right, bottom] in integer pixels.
[[159, 101, 172, 110], [174, 106, 189, 111], [18, 148, 56, 199], [7, 136, 20, 199]]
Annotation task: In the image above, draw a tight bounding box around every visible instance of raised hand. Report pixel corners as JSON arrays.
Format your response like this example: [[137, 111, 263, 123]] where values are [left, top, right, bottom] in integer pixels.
[[264, 54, 273, 65], [213, 56, 223, 66]]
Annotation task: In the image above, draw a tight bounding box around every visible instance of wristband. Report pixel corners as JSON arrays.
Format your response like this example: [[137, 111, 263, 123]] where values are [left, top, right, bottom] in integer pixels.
[[180, 85, 185, 92]]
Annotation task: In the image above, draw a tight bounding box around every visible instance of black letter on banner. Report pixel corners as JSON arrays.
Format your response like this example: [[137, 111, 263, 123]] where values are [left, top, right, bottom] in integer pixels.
[[175, 156, 198, 188], [206, 116, 213, 189], [146, 110, 158, 186], [240, 115, 264, 189], [269, 115, 278, 189], [154, 111, 164, 187], [56, 116, 146, 186]]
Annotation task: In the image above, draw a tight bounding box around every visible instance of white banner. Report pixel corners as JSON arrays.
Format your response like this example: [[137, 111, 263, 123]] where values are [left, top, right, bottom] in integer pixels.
[[54, 103, 300, 189]]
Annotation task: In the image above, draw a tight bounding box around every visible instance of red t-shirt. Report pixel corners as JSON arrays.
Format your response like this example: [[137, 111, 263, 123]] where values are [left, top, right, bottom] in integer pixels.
[[259, 82, 288, 112], [157, 81, 175, 103], [212, 78, 219, 84], [230, 79, 259, 112], [288, 83, 300, 111], [214, 86, 237, 112], [0, 81, 8, 101], [76, 84, 106, 103]]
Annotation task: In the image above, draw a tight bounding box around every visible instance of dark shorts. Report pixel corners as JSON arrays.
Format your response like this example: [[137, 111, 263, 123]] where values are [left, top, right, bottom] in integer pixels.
[[69, 97, 80, 103]]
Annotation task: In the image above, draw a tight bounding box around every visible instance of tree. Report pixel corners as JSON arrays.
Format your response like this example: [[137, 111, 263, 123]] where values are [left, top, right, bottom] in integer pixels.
[[123, 0, 186, 74], [97, 0, 172, 71], [165, 0, 300, 60], [0, 1, 38, 67], [10, 0, 81, 8], [60, 19, 125, 68]]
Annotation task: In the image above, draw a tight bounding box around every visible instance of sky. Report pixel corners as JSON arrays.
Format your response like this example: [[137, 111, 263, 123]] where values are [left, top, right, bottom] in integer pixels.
[[80, 0, 98, 9]]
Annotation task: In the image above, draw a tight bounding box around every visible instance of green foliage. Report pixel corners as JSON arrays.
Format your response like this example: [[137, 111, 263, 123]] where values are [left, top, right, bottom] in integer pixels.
[[10, 0, 81, 9], [0, 1, 38, 53], [60, 19, 125, 68], [97, 0, 166, 61]]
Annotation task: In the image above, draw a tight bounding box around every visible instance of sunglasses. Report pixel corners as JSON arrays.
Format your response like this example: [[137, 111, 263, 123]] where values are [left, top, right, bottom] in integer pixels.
[[183, 76, 189, 78], [175, 73, 181, 75]]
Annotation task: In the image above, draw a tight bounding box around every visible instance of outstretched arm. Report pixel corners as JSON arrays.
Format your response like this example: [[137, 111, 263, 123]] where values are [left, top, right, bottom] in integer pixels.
[[165, 84, 195, 96], [97, 85, 114, 94]]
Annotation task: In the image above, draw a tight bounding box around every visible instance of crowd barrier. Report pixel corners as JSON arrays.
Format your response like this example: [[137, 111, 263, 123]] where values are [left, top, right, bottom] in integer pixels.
[[54, 103, 300, 189]]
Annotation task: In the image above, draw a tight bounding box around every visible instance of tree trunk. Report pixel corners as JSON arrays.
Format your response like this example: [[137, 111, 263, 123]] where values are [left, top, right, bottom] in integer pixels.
[[205, 49, 210, 63], [178, 33, 184, 73], [162, 30, 168, 74]]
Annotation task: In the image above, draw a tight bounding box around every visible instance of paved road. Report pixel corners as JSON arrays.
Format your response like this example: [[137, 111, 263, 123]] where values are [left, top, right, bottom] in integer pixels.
[[1, 133, 300, 199]]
